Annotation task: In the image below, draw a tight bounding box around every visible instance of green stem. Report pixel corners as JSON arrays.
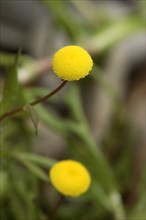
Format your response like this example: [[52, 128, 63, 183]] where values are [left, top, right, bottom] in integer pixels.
[[66, 84, 126, 220], [0, 81, 67, 121], [78, 128, 126, 220], [83, 16, 144, 54], [41, 0, 83, 41]]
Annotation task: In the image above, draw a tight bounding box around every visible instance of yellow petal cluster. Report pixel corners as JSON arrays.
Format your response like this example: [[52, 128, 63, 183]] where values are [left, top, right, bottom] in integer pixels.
[[49, 160, 91, 197], [52, 45, 93, 81]]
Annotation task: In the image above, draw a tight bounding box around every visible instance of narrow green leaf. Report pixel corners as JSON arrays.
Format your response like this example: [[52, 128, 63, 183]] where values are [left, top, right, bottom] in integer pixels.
[[1, 52, 24, 115], [24, 88, 70, 135], [19, 159, 49, 182], [13, 152, 56, 168], [25, 104, 39, 136]]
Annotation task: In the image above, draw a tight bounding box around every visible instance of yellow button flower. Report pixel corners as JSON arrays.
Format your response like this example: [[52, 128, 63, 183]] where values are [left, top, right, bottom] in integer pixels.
[[49, 160, 91, 197], [52, 45, 93, 81]]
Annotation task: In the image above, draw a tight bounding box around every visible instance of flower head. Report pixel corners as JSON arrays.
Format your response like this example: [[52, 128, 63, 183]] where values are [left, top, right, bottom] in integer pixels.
[[49, 160, 91, 197], [52, 45, 93, 81]]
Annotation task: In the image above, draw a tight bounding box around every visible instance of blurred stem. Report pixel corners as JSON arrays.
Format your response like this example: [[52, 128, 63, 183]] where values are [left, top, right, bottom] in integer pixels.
[[12, 151, 56, 168], [13, 154, 49, 182], [91, 65, 122, 107], [66, 84, 126, 220], [50, 195, 64, 219], [0, 53, 33, 67], [0, 53, 52, 84], [91, 65, 125, 121], [0, 81, 67, 121], [70, 0, 97, 23], [91, 65, 118, 102], [41, 0, 84, 41], [83, 16, 144, 54]]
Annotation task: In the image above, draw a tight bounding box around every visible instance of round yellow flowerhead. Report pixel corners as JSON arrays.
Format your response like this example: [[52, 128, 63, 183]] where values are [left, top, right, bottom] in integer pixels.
[[52, 45, 93, 81], [49, 160, 91, 197]]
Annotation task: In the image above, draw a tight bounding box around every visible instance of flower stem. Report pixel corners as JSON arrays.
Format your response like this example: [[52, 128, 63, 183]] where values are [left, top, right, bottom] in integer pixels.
[[0, 80, 67, 121]]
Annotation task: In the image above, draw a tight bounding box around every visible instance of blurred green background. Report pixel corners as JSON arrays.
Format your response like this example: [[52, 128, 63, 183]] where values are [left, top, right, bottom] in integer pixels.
[[0, 0, 145, 220]]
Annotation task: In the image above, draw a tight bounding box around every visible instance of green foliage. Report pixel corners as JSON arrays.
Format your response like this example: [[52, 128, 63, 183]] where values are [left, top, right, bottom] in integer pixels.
[[25, 104, 39, 136], [1, 53, 25, 115], [0, 1, 145, 220]]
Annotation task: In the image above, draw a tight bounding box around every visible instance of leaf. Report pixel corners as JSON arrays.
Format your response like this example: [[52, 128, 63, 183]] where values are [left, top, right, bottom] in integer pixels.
[[19, 159, 49, 182], [1, 51, 25, 115], [24, 88, 69, 135], [13, 152, 56, 168], [12, 152, 52, 182], [26, 104, 39, 136]]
